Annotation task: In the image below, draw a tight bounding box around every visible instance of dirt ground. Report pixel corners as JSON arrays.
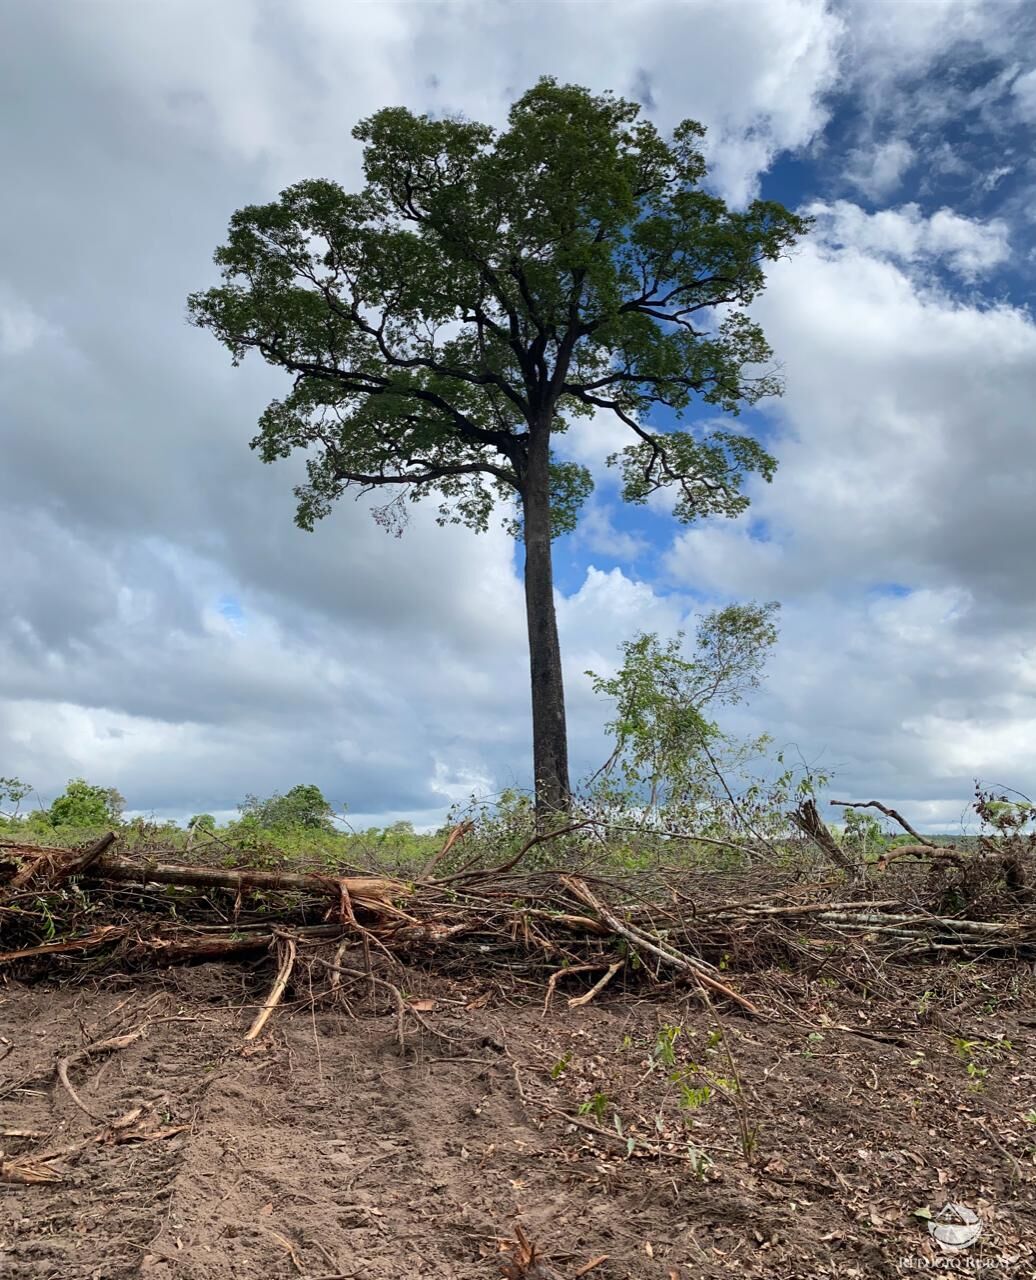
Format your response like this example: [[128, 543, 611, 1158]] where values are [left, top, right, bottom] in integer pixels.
[[2, 957, 1035, 1279]]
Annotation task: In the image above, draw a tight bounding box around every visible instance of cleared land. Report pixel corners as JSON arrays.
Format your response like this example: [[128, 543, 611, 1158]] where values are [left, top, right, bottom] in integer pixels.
[[2, 925, 1035, 1277]]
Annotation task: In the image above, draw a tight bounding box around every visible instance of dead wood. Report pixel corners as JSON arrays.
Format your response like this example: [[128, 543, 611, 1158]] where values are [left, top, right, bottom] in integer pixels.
[[561, 876, 763, 1016], [789, 799, 861, 881], [64, 831, 118, 876], [55, 1057, 102, 1120], [243, 936, 297, 1042], [4, 824, 1035, 1024], [567, 959, 624, 1008], [55, 1027, 147, 1120], [418, 819, 474, 880], [0, 1156, 62, 1184], [829, 799, 937, 846], [82, 853, 408, 907], [0, 926, 129, 964]]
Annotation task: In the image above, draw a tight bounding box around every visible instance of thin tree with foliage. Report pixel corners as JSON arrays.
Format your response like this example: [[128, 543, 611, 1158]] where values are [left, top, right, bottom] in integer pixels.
[[189, 79, 807, 817], [587, 602, 780, 815]]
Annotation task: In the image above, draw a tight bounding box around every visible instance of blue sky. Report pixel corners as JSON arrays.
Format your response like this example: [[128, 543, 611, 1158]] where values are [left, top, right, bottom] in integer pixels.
[[2, 0, 1035, 831]]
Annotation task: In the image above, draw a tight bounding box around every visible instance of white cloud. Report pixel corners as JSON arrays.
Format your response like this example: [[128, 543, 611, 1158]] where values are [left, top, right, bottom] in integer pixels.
[[663, 213, 1036, 815], [572, 505, 649, 562], [1013, 67, 1036, 121], [843, 0, 1026, 84], [554, 410, 633, 485], [0, 286, 55, 357], [844, 137, 915, 199], [668, 233, 1036, 601], [806, 200, 1011, 281], [835, 0, 1034, 208], [42, 0, 842, 205], [2, 1, 1035, 829]]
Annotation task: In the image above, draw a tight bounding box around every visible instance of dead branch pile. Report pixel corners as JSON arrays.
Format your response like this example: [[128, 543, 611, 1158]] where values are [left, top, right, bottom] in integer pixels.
[[2, 827, 1034, 1023]]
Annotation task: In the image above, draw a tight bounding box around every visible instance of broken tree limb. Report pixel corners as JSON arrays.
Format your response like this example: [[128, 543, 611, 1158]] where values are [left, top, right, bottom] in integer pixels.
[[790, 800, 862, 882], [0, 926, 130, 964], [872, 843, 966, 871], [829, 799, 936, 847], [561, 876, 762, 1017], [437, 821, 594, 885], [64, 831, 118, 877], [419, 820, 474, 880], [56, 1028, 146, 1120], [0, 1157, 63, 1185], [55, 1057, 102, 1121], [542, 961, 613, 1015], [1, 832, 116, 896], [568, 960, 625, 1009]]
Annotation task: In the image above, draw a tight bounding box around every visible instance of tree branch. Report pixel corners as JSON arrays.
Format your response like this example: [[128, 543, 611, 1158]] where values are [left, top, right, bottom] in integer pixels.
[[829, 800, 938, 848]]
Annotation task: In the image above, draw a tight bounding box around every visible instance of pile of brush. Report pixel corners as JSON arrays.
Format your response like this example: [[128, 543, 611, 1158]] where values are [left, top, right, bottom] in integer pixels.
[[3, 824, 1034, 1028]]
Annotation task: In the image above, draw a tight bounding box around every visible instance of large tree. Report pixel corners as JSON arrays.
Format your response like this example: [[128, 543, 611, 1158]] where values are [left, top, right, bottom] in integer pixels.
[[189, 79, 806, 817]]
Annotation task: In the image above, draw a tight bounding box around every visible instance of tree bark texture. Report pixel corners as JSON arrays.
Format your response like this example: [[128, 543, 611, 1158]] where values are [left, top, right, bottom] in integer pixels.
[[522, 432, 572, 819]]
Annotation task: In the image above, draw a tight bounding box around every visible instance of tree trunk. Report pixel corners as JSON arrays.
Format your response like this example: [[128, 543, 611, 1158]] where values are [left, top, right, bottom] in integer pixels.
[[522, 432, 572, 820]]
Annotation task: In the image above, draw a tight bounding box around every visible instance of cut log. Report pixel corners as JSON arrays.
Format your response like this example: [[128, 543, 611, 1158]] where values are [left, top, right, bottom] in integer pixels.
[[82, 854, 408, 908]]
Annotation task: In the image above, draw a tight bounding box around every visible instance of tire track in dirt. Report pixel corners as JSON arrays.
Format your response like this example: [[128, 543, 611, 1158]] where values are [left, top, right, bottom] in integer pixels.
[[140, 1009, 553, 1278], [0, 982, 236, 1280]]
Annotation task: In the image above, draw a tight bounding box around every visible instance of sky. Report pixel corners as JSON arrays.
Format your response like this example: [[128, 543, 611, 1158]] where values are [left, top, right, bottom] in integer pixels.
[[2, 0, 1035, 832]]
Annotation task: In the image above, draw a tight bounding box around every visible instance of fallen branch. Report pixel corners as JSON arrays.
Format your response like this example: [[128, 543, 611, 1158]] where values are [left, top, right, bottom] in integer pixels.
[[790, 800, 861, 882], [439, 821, 593, 885], [244, 936, 297, 1042], [0, 925, 129, 964], [63, 831, 118, 877], [829, 799, 936, 846], [56, 1057, 102, 1121], [0, 1156, 62, 1184], [561, 876, 762, 1017], [56, 1028, 146, 1120], [568, 960, 624, 1008], [542, 961, 612, 1015], [419, 820, 474, 880]]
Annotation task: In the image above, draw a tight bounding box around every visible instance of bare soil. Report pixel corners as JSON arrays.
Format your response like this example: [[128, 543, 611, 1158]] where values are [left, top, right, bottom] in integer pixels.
[[2, 958, 1035, 1279]]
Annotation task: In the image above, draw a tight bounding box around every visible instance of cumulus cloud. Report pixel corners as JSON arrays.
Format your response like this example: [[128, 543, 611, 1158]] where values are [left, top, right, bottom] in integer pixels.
[[663, 218, 1036, 817], [670, 234, 1036, 597], [807, 200, 1010, 280], [28, 0, 841, 205], [1, 1, 1033, 829], [571, 505, 650, 563], [844, 138, 915, 200]]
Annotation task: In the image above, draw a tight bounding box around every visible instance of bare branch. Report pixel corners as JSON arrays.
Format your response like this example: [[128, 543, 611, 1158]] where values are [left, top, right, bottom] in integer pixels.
[[829, 800, 938, 848]]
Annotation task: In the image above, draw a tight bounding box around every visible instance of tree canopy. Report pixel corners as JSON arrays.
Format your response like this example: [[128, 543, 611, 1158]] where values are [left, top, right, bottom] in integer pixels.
[[48, 778, 125, 828], [238, 784, 336, 831]]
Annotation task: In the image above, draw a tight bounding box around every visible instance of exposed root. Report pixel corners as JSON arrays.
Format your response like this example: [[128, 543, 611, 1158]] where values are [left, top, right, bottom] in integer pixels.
[[56, 1056, 102, 1121], [567, 959, 624, 1008], [244, 935, 297, 1042]]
